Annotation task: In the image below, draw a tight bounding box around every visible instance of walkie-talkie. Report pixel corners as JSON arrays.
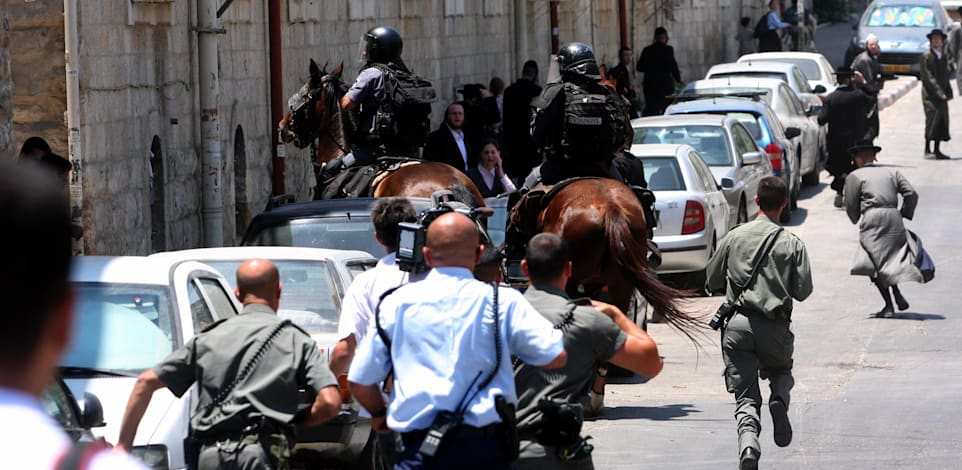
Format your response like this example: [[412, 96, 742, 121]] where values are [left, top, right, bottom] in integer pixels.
[[419, 411, 459, 457]]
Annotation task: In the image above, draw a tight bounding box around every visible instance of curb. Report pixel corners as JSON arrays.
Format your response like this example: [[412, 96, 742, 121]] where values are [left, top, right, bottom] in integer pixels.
[[877, 77, 918, 111]]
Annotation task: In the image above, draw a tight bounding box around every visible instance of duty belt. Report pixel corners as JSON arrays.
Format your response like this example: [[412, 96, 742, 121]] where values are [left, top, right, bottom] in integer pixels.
[[195, 416, 290, 445], [402, 423, 500, 444]]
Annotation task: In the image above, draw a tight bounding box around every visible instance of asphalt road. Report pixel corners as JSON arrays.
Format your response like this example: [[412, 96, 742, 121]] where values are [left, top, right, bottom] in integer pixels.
[[585, 68, 962, 469]]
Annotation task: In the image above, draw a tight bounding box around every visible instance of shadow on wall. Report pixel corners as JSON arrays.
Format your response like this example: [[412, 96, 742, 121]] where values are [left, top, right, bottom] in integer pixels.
[[234, 125, 249, 241], [150, 135, 166, 253]]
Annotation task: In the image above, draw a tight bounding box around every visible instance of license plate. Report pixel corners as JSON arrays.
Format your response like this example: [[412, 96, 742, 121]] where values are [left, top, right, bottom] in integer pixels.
[[883, 64, 911, 73]]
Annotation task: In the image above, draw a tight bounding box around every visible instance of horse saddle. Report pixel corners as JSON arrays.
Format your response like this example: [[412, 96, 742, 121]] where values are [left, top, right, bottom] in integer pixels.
[[318, 157, 422, 200]]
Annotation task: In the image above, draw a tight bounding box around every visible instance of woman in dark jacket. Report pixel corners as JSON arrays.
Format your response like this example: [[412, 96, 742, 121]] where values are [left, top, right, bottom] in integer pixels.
[[466, 140, 517, 198]]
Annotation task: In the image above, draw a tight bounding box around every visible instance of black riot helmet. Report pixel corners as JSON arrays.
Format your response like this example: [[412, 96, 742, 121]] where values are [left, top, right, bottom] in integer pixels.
[[557, 42, 601, 81], [363, 26, 403, 64]]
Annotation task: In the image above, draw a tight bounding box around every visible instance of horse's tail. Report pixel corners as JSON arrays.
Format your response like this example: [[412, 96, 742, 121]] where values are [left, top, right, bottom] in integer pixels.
[[603, 204, 705, 343]]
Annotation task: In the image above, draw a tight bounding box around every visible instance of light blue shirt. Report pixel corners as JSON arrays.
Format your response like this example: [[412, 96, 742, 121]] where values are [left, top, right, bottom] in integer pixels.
[[767, 10, 790, 30], [349, 267, 564, 432]]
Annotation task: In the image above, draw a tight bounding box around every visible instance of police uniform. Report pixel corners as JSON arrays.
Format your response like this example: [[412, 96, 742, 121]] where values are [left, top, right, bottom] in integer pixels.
[[155, 303, 337, 470], [705, 214, 813, 461], [514, 285, 627, 470], [344, 66, 388, 165], [349, 267, 564, 469]]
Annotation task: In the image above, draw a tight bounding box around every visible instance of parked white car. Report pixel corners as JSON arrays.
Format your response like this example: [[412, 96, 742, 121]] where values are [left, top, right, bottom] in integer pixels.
[[736, 51, 838, 96], [148, 246, 379, 467], [629, 144, 731, 286], [62, 256, 241, 469]]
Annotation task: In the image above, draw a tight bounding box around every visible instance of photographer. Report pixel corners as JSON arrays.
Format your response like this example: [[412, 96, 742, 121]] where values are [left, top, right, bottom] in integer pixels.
[[514, 233, 662, 469], [705, 176, 812, 470], [348, 212, 567, 469]]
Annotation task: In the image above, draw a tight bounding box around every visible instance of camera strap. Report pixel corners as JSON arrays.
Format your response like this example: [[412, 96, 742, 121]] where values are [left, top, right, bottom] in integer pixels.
[[731, 227, 783, 305]]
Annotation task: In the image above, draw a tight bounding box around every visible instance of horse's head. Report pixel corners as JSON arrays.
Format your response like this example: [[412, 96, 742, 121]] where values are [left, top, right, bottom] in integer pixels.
[[278, 59, 347, 149]]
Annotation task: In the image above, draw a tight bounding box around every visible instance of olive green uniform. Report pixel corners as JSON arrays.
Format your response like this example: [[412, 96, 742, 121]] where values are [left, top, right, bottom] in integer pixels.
[[705, 215, 813, 456], [154, 303, 337, 470]]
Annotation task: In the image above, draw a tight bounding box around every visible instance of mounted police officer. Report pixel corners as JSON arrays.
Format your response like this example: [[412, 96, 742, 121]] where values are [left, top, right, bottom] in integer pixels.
[[116, 258, 342, 470], [525, 42, 633, 189], [317, 25, 435, 189]]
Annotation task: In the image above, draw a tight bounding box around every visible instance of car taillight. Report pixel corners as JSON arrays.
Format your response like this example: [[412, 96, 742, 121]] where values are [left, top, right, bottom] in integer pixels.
[[681, 200, 705, 235], [765, 143, 782, 172]]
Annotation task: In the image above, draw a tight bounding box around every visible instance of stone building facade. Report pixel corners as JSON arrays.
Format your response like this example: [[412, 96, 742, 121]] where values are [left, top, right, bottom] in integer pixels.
[[4, 0, 764, 255]]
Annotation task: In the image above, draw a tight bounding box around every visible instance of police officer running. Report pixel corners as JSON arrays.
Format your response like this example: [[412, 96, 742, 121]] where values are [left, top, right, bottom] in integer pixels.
[[348, 212, 567, 469], [514, 233, 663, 469], [117, 259, 342, 470], [705, 176, 813, 470], [317, 25, 434, 186]]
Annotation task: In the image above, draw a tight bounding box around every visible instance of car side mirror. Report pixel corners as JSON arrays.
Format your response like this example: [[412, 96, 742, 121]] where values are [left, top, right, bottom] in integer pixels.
[[806, 105, 821, 116], [721, 177, 736, 189], [813, 85, 827, 94], [741, 151, 763, 165], [81, 392, 106, 428], [785, 127, 802, 139]]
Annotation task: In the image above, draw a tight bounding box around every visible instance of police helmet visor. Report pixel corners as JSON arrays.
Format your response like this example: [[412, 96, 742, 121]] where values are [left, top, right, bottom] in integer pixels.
[[357, 35, 369, 65]]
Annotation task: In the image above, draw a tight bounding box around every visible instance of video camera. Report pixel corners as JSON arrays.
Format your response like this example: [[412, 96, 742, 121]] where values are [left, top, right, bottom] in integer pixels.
[[396, 190, 493, 274]]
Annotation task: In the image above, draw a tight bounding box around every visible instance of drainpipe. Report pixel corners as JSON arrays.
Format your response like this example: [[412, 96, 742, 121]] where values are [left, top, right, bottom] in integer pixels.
[[514, 0, 528, 78], [197, 0, 224, 247], [269, 0, 285, 196], [550, 1, 560, 53], [617, 0, 628, 48], [64, 0, 83, 255]]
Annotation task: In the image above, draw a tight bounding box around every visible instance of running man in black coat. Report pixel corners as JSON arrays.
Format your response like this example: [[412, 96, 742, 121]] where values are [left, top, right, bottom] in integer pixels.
[[817, 67, 874, 207]]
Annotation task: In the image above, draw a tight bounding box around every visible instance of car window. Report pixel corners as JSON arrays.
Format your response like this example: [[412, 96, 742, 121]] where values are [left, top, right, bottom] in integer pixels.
[[780, 86, 804, 116], [188, 281, 216, 331], [204, 260, 341, 338], [246, 218, 381, 255], [732, 124, 758, 156], [821, 57, 838, 85], [760, 58, 822, 80], [43, 382, 80, 430], [633, 125, 733, 166], [198, 278, 236, 319], [726, 112, 764, 141], [682, 86, 773, 104], [346, 260, 377, 279], [691, 152, 719, 191], [710, 71, 788, 83], [866, 6, 935, 27], [640, 157, 686, 191], [62, 284, 175, 372], [793, 68, 812, 93], [688, 152, 713, 191]]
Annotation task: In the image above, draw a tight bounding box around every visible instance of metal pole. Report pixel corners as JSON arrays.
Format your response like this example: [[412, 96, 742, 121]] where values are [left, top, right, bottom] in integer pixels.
[[269, 0, 285, 196], [198, 0, 224, 247], [550, 1, 560, 54], [618, 0, 629, 49], [64, 0, 83, 255]]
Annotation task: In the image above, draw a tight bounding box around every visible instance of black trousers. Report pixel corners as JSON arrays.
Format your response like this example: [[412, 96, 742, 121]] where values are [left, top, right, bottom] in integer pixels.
[[397, 426, 515, 470]]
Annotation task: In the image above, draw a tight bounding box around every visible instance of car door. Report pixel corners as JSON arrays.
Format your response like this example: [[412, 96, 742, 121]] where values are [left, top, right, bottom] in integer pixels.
[[780, 85, 818, 175], [689, 151, 730, 237], [730, 122, 768, 216]]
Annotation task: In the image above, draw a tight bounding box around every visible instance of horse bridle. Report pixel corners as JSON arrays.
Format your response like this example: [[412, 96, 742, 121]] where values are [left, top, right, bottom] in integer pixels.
[[288, 74, 349, 156]]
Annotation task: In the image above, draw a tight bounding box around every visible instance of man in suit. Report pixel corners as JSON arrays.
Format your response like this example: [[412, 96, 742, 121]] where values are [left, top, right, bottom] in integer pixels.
[[637, 27, 681, 116], [502, 60, 543, 182], [423, 103, 475, 172]]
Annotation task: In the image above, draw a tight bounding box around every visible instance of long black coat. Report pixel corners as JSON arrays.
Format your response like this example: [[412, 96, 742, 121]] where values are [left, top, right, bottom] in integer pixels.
[[637, 42, 680, 116], [817, 84, 875, 176], [501, 78, 542, 180], [920, 49, 952, 141]]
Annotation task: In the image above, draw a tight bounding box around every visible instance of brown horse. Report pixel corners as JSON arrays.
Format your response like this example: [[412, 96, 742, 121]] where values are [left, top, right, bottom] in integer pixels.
[[277, 59, 483, 206], [520, 178, 701, 339]]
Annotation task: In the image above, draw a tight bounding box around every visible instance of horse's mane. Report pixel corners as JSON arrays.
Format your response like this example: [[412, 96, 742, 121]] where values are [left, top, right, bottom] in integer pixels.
[[447, 183, 483, 209]]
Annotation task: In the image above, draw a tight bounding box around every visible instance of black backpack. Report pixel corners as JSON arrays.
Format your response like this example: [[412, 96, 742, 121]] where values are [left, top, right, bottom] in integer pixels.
[[753, 12, 770, 39], [533, 82, 627, 161], [370, 64, 437, 149]]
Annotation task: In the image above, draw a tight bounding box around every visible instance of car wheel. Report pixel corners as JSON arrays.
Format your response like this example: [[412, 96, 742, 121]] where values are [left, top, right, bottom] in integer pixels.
[[802, 169, 819, 186], [737, 199, 748, 225]]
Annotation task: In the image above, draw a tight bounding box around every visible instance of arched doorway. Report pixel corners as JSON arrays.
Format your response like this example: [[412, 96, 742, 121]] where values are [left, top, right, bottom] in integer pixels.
[[149, 135, 166, 253], [234, 126, 249, 240]]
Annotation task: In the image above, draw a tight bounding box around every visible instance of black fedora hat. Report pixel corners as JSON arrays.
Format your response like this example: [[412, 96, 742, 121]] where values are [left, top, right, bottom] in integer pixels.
[[927, 28, 947, 40], [834, 66, 855, 76], [849, 142, 882, 155]]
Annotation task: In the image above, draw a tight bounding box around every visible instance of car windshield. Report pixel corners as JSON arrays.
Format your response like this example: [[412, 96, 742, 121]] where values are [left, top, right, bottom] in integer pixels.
[[682, 87, 773, 104], [754, 58, 821, 80], [245, 218, 380, 255], [62, 284, 175, 373], [204, 260, 341, 337], [639, 157, 686, 191], [726, 112, 771, 145], [710, 71, 788, 83], [633, 125, 732, 166], [866, 6, 935, 27]]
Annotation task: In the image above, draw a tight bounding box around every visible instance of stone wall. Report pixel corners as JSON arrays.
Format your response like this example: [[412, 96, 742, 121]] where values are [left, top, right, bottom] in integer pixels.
[[0, 7, 12, 160], [7, 0, 66, 157]]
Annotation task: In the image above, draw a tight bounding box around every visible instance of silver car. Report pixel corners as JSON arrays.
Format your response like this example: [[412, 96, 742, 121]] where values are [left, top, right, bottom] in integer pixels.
[[631, 114, 774, 226], [705, 61, 824, 114], [629, 144, 730, 284], [680, 77, 822, 186], [845, 0, 956, 76], [736, 52, 838, 96]]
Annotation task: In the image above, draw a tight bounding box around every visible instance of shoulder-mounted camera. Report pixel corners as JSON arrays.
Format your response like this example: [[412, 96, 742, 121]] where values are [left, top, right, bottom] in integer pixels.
[[396, 190, 493, 273]]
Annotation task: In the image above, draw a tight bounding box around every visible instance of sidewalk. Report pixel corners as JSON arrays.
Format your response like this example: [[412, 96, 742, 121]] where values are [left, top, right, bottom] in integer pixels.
[[877, 75, 918, 111]]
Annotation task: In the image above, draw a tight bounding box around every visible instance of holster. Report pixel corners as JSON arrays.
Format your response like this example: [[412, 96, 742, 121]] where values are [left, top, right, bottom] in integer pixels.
[[494, 395, 520, 460]]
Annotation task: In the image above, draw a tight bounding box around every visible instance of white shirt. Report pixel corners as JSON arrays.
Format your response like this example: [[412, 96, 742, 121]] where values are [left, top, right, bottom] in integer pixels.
[[0, 387, 147, 469], [475, 164, 517, 193], [447, 125, 468, 168], [349, 267, 564, 432]]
